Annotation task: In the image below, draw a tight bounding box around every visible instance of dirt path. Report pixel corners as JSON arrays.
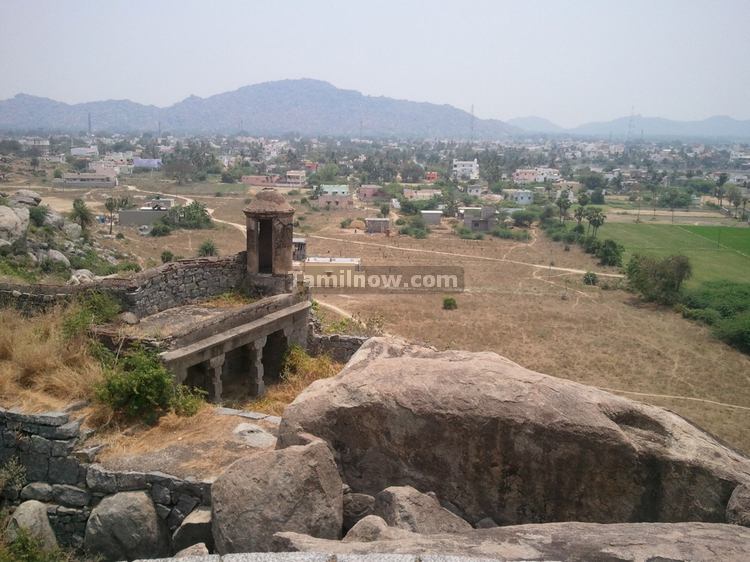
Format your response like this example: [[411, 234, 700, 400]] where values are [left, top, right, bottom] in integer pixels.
[[599, 387, 750, 411], [308, 234, 624, 278]]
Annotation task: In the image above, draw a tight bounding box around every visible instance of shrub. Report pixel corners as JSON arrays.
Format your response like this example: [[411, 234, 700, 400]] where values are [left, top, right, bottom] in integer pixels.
[[583, 271, 598, 286], [198, 239, 218, 257], [39, 258, 69, 278], [95, 347, 173, 424], [340, 218, 352, 228], [596, 239, 624, 266], [161, 250, 174, 263], [29, 205, 50, 227], [61, 292, 121, 339], [395, 218, 405, 225], [0, 526, 75, 562], [681, 307, 722, 325], [682, 281, 750, 318], [171, 385, 206, 417], [511, 209, 536, 227], [443, 297, 458, 310], [581, 236, 601, 254], [626, 254, 692, 305], [0, 458, 26, 496], [713, 311, 750, 353], [117, 262, 140, 272], [115, 232, 125, 240], [150, 221, 172, 237]]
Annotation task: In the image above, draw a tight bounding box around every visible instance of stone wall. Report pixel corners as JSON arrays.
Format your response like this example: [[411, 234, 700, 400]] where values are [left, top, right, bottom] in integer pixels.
[[0, 408, 211, 549], [307, 332, 368, 363], [0, 253, 248, 317]]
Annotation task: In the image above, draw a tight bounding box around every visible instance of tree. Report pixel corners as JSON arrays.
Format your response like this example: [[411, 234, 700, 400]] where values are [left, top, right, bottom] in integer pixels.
[[726, 185, 742, 218], [590, 189, 605, 204], [30, 156, 39, 170], [625, 254, 692, 305], [573, 205, 586, 226], [53, 168, 63, 179], [400, 161, 424, 183], [556, 191, 571, 223], [511, 209, 536, 227], [317, 163, 340, 183], [380, 204, 390, 218], [585, 207, 606, 237], [104, 197, 128, 235], [70, 199, 94, 230], [164, 159, 196, 185], [596, 239, 624, 266], [715, 173, 729, 208], [198, 239, 218, 257], [577, 192, 590, 207]]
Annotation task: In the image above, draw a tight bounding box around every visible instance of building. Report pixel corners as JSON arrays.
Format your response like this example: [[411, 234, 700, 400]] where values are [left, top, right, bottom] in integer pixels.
[[513, 167, 561, 184], [358, 184, 388, 202], [18, 138, 50, 155], [319, 184, 350, 196], [285, 170, 307, 186], [118, 209, 168, 226], [420, 210, 443, 226], [403, 188, 441, 201], [424, 171, 440, 183], [464, 206, 498, 232], [242, 175, 280, 186], [132, 158, 163, 170], [55, 172, 117, 188], [312, 194, 354, 209], [365, 217, 390, 234], [467, 185, 485, 197], [503, 189, 533, 205], [70, 146, 99, 158], [452, 159, 480, 181]]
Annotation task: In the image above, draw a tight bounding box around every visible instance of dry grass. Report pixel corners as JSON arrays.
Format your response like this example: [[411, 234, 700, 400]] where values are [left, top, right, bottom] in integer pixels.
[[0, 308, 104, 412], [243, 347, 343, 416], [306, 226, 750, 454]]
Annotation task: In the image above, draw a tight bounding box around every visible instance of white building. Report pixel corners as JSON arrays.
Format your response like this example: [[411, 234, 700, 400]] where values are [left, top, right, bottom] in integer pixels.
[[452, 159, 480, 181], [503, 189, 533, 206], [71, 146, 99, 158]]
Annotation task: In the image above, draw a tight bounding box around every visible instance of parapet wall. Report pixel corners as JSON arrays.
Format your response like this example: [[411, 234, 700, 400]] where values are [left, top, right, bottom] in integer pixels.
[[0, 253, 248, 317], [0, 407, 211, 549]]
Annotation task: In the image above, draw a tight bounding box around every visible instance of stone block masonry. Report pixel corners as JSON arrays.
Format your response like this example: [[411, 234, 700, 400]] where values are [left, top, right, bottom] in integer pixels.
[[0, 407, 212, 550], [0, 253, 248, 317]]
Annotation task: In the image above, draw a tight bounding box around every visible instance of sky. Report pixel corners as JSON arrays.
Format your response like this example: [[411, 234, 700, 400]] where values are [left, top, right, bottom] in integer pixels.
[[0, 0, 748, 128]]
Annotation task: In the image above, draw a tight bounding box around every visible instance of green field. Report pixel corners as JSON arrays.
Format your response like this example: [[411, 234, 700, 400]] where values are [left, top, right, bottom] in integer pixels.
[[595, 223, 750, 285]]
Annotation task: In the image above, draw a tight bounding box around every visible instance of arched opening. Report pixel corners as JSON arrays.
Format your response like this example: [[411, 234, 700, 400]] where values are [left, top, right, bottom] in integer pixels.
[[262, 330, 287, 384], [222, 345, 253, 400], [258, 218, 273, 274]]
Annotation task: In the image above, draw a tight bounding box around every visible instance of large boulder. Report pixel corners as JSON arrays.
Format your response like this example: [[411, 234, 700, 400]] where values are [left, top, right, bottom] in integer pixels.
[[726, 484, 750, 526], [343, 491, 375, 531], [172, 507, 213, 553], [10, 190, 42, 207], [211, 437, 343, 553], [278, 338, 750, 526], [62, 222, 82, 240], [5, 500, 58, 550], [84, 491, 170, 561], [0, 205, 29, 243], [46, 249, 70, 267], [44, 209, 65, 228], [273, 521, 750, 560], [373, 486, 472, 534]]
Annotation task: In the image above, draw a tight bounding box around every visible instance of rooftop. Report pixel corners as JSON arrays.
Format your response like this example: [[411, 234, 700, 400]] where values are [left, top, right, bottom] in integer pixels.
[[243, 188, 294, 215]]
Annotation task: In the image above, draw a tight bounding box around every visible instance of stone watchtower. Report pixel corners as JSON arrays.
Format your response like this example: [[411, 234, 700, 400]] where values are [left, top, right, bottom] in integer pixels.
[[243, 188, 294, 276]]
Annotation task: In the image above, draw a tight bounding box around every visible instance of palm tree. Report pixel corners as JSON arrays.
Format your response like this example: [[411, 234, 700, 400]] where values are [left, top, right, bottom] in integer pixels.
[[70, 199, 94, 230], [104, 197, 117, 235], [573, 205, 586, 227], [556, 190, 572, 224], [586, 207, 606, 238]]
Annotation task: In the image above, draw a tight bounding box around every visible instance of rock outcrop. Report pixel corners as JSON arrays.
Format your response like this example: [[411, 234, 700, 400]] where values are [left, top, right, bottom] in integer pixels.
[[373, 486, 472, 534], [211, 437, 343, 553], [273, 521, 750, 560], [5, 500, 58, 550], [278, 337, 750, 526], [172, 507, 213, 553], [0, 205, 29, 243], [726, 484, 750, 527], [343, 491, 375, 531], [84, 491, 170, 561]]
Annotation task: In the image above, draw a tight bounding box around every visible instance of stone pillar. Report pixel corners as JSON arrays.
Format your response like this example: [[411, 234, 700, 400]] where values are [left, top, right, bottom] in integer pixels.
[[245, 216, 259, 274], [209, 354, 225, 403], [250, 337, 266, 397], [272, 215, 294, 275]]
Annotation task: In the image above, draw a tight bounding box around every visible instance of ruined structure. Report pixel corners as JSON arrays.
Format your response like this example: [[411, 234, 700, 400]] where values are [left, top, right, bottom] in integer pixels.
[[0, 188, 311, 402]]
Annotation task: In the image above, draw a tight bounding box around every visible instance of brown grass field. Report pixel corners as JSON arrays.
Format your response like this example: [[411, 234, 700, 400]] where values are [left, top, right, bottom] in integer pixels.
[[6, 178, 750, 454]]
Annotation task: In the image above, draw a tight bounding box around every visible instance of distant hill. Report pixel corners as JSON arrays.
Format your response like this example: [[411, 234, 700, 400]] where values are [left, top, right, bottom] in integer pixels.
[[570, 114, 750, 139], [0, 79, 517, 139], [507, 116, 564, 134]]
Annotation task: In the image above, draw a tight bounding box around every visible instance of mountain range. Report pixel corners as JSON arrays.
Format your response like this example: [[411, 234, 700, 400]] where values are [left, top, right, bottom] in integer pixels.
[[1, 79, 749, 140]]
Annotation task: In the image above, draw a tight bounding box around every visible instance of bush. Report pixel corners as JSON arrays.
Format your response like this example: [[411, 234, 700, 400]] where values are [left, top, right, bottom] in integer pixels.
[[61, 292, 121, 339], [581, 236, 601, 254], [0, 526, 75, 562], [198, 239, 218, 257], [511, 209, 536, 227], [171, 384, 206, 417], [713, 311, 750, 353], [115, 232, 125, 240], [682, 281, 750, 318], [161, 250, 174, 263], [596, 239, 624, 266], [0, 458, 26, 496], [681, 307, 722, 325], [626, 254, 692, 305], [95, 347, 173, 424], [29, 205, 49, 227], [340, 218, 352, 228], [117, 262, 140, 272], [491, 228, 530, 241], [150, 221, 172, 237], [442, 297, 458, 310], [583, 271, 598, 285]]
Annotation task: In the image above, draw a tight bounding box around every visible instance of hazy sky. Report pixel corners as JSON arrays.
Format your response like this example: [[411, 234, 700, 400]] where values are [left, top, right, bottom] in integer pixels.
[[1, 0, 748, 128]]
